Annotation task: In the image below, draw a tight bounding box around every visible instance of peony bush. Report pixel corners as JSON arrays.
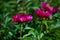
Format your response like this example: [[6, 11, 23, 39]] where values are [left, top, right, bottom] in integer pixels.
[[0, 0, 60, 40]]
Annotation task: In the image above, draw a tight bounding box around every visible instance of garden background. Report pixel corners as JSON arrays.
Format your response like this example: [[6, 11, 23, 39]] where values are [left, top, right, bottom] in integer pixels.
[[0, 0, 60, 40]]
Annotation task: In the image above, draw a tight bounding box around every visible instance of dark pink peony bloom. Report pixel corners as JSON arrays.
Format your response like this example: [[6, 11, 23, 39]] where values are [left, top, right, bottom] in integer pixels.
[[34, 9, 45, 18], [13, 13, 33, 23], [34, 2, 59, 19], [34, 9, 51, 18]]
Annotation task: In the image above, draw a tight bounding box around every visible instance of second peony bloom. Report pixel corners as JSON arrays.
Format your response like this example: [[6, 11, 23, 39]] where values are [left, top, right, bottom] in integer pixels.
[[34, 9, 51, 19], [34, 2, 59, 19]]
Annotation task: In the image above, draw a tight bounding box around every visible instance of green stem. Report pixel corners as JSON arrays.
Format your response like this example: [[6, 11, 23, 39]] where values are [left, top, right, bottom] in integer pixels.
[[20, 24, 23, 40], [39, 20, 43, 40], [43, 19, 49, 33]]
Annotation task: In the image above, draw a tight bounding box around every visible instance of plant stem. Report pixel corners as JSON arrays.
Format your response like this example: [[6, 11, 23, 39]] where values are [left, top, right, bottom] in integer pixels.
[[20, 24, 23, 40], [39, 20, 43, 40]]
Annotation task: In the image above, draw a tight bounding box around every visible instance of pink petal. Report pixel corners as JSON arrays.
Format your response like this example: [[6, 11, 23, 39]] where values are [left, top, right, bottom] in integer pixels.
[[27, 15, 33, 21], [45, 11, 52, 18]]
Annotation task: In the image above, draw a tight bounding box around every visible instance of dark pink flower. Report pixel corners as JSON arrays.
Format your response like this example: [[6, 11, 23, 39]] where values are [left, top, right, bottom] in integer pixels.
[[13, 13, 33, 23], [34, 9, 51, 18], [34, 9, 45, 18]]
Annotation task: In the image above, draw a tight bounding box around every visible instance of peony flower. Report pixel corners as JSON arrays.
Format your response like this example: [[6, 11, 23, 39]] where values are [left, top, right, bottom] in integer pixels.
[[34, 2, 59, 19], [34, 9, 45, 18], [34, 9, 51, 19], [13, 13, 33, 23]]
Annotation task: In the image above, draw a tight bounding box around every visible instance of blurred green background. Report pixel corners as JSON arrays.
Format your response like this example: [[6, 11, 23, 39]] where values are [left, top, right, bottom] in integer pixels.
[[0, 0, 60, 40]]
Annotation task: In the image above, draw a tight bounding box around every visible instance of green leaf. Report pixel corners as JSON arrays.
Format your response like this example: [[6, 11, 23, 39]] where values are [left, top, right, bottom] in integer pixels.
[[23, 33, 31, 38], [24, 27, 32, 30], [8, 32, 13, 36]]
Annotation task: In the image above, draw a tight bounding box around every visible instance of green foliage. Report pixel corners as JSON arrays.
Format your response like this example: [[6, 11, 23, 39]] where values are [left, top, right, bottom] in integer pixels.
[[0, 0, 60, 40]]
